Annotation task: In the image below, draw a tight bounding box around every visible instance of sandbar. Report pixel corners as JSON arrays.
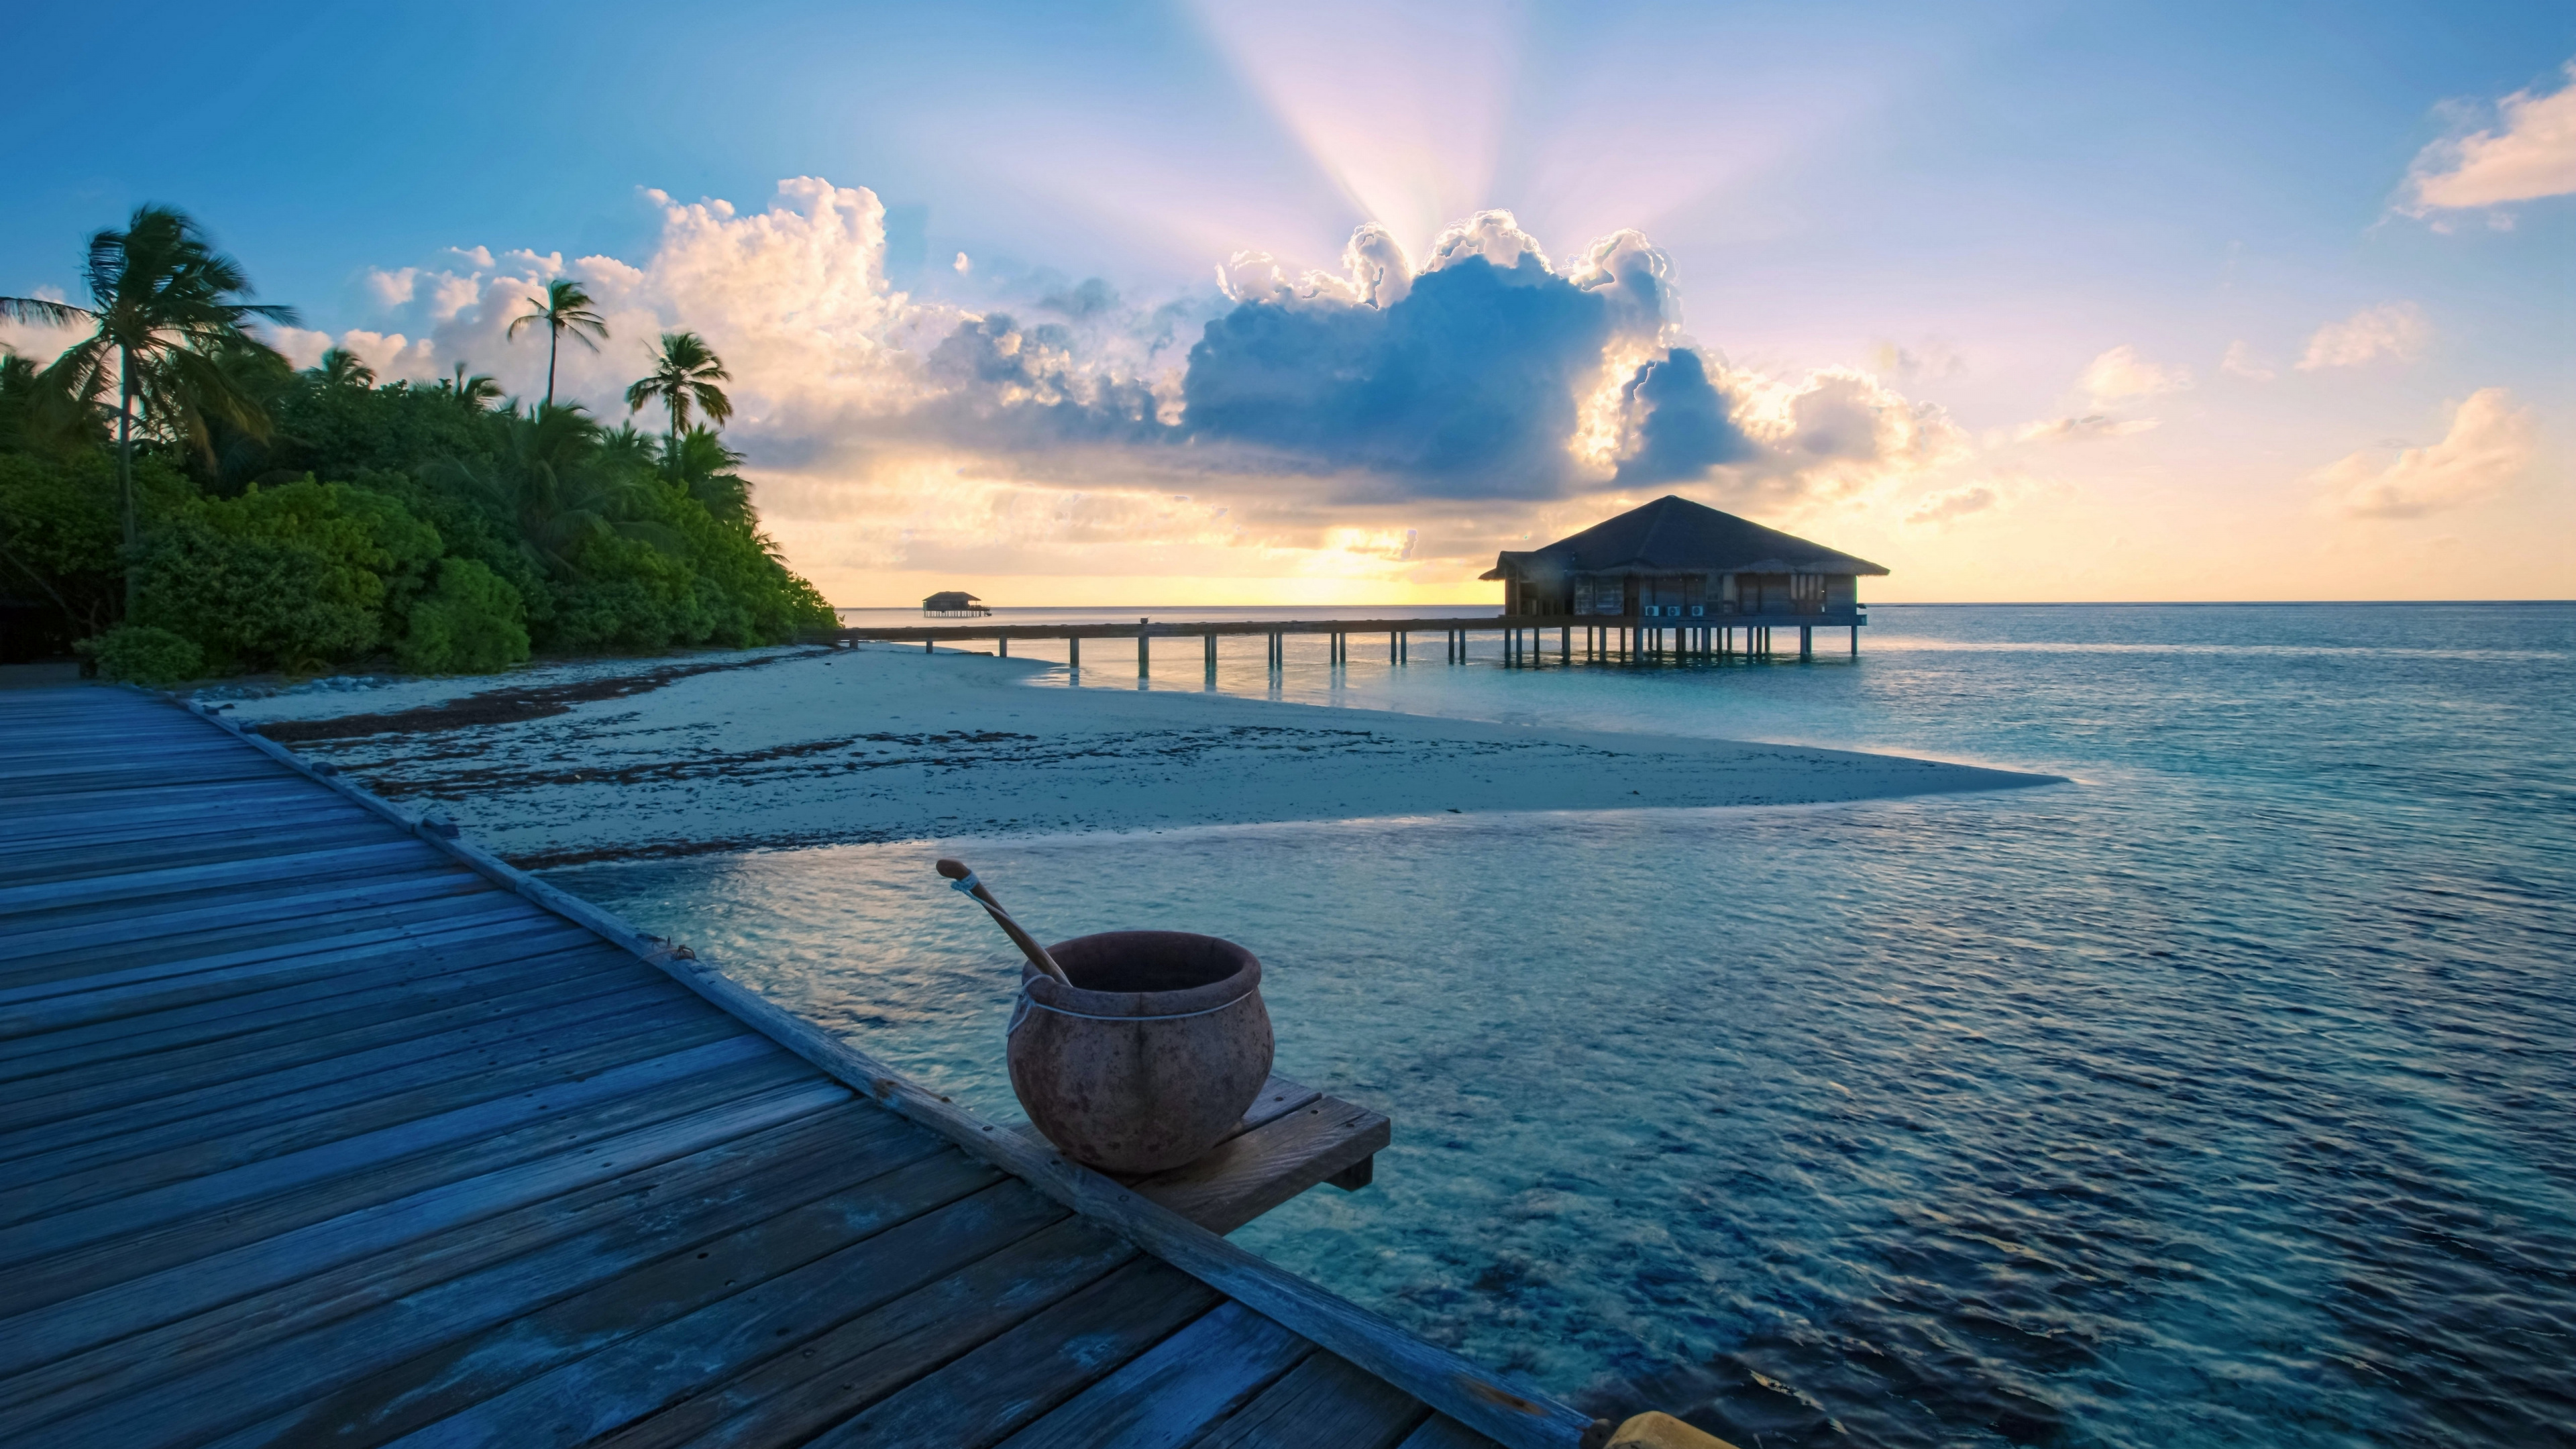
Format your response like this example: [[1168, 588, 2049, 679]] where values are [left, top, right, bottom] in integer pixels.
[[215, 645, 2057, 867]]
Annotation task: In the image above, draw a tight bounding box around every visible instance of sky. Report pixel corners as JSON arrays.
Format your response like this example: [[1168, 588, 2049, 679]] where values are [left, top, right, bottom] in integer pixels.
[[5, 0, 2571, 604]]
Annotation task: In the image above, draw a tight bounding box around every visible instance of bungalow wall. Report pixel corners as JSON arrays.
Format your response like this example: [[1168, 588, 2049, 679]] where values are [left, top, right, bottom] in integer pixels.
[[1545, 572, 1859, 617]]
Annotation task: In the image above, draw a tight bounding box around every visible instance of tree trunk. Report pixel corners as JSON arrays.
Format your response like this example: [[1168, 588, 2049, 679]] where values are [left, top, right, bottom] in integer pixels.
[[118, 349, 136, 617], [545, 325, 559, 409]]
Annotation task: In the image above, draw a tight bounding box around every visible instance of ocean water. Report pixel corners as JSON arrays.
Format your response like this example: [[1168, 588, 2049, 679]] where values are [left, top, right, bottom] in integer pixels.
[[551, 602, 2576, 1448]]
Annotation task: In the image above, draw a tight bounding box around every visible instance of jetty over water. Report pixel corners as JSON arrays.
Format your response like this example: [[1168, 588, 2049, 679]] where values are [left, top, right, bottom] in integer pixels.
[[0, 685, 1601, 1448], [832, 610, 1866, 669]]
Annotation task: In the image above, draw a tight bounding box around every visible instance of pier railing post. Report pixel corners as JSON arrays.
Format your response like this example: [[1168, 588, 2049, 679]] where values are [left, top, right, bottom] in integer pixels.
[[1138, 619, 1150, 678]]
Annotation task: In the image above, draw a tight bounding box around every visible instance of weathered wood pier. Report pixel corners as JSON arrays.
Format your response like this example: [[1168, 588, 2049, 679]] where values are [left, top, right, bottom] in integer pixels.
[[0, 684, 1614, 1448], [831, 611, 1866, 673]]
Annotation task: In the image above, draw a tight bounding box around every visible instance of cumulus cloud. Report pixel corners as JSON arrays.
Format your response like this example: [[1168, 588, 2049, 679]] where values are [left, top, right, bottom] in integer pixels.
[[364, 268, 418, 310], [1612, 349, 1755, 485], [2016, 415, 2159, 443], [213, 179, 1966, 592], [2310, 388, 2537, 518], [2406, 60, 2576, 213], [2298, 302, 2430, 370], [2079, 345, 2191, 404]]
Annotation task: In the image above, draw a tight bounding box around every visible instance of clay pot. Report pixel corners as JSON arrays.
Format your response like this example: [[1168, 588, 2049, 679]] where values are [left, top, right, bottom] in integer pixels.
[[1007, 930, 1274, 1174]]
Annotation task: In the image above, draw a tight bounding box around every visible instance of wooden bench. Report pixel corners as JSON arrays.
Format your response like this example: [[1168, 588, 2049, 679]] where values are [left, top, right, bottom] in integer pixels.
[[1018, 1074, 1391, 1234]]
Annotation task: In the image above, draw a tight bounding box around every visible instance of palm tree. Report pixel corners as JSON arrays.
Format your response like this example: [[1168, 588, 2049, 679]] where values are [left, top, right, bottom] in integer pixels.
[[0, 204, 299, 610], [663, 425, 753, 527], [625, 331, 731, 453], [433, 405, 674, 574], [506, 279, 608, 409], [311, 347, 375, 389], [439, 361, 502, 411]]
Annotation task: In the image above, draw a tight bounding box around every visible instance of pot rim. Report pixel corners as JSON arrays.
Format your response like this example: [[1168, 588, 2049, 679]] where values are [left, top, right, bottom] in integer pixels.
[[1020, 929, 1262, 1018]]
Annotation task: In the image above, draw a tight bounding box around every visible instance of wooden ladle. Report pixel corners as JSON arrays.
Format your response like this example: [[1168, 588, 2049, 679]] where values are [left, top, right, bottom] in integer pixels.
[[936, 858, 1072, 984]]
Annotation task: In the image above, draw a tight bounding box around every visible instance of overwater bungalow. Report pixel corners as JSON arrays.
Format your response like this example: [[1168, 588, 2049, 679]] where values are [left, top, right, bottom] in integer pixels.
[[1483, 494, 1886, 622], [922, 590, 991, 617]]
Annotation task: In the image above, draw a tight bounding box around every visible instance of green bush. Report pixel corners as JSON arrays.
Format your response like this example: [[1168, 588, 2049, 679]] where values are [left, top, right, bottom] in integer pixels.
[[83, 625, 204, 686], [133, 514, 381, 674], [398, 558, 529, 674], [131, 480, 447, 675]]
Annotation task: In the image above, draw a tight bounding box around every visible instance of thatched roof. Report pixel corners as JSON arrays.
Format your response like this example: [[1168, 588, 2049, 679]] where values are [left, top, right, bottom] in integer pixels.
[[922, 590, 982, 609], [1481, 495, 1888, 580]]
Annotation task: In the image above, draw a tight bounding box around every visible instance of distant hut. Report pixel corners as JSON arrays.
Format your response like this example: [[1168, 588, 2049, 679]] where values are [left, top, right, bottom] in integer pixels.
[[922, 590, 990, 618], [1481, 494, 1886, 621]]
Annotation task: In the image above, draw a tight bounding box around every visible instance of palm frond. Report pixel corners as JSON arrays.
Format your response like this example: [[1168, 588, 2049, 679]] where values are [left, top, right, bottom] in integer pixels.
[[0, 297, 94, 327]]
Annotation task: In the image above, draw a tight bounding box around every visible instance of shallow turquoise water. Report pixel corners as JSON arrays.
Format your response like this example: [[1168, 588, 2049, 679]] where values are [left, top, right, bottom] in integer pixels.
[[551, 603, 2576, 1447]]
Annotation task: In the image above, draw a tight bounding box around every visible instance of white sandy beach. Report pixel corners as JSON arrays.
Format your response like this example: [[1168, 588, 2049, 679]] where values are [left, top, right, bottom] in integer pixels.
[[215, 645, 2055, 866]]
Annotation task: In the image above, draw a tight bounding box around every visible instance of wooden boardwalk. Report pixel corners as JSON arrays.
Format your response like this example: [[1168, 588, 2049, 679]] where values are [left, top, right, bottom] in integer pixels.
[[0, 685, 1595, 1449], [829, 610, 1864, 667]]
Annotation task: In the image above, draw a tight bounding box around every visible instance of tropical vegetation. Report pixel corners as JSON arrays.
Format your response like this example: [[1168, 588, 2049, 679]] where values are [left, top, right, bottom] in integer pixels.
[[0, 205, 836, 684]]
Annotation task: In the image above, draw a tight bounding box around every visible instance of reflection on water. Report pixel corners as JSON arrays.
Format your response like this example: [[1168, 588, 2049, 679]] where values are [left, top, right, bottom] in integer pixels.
[[555, 603, 2575, 1448]]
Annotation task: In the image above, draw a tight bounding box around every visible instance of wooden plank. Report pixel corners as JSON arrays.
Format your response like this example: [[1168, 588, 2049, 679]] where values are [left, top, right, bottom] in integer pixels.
[[1397, 1417, 1513, 1449], [341, 1175, 1068, 1449], [800, 1257, 1223, 1449], [0, 802, 360, 862], [0, 996, 736, 1217], [581, 1216, 1139, 1449], [0, 1083, 865, 1393], [1232, 1075, 1327, 1136], [0, 1042, 812, 1307], [1126, 1094, 1390, 1234], [0, 776, 351, 822], [0, 869, 490, 973], [0, 1104, 904, 1428], [996, 1300, 1313, 1449], [0, 735, 250, 766], [0, 943, 645, 1086], [2, 957, 659, 1130], [0, 975, 682, 1157], [0, 759, 299, 801], [1194, 1351, 1431, 1449], [0, 798, 358, 855], [0, 836, 445, 917], [0, 894, 549, 1012], [0, 859, 482, 946], [0, 818, 394, 888], [0, 913, 593, 1040], [0, 881, 502, 991], [3, 1106, 938, 1448]]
